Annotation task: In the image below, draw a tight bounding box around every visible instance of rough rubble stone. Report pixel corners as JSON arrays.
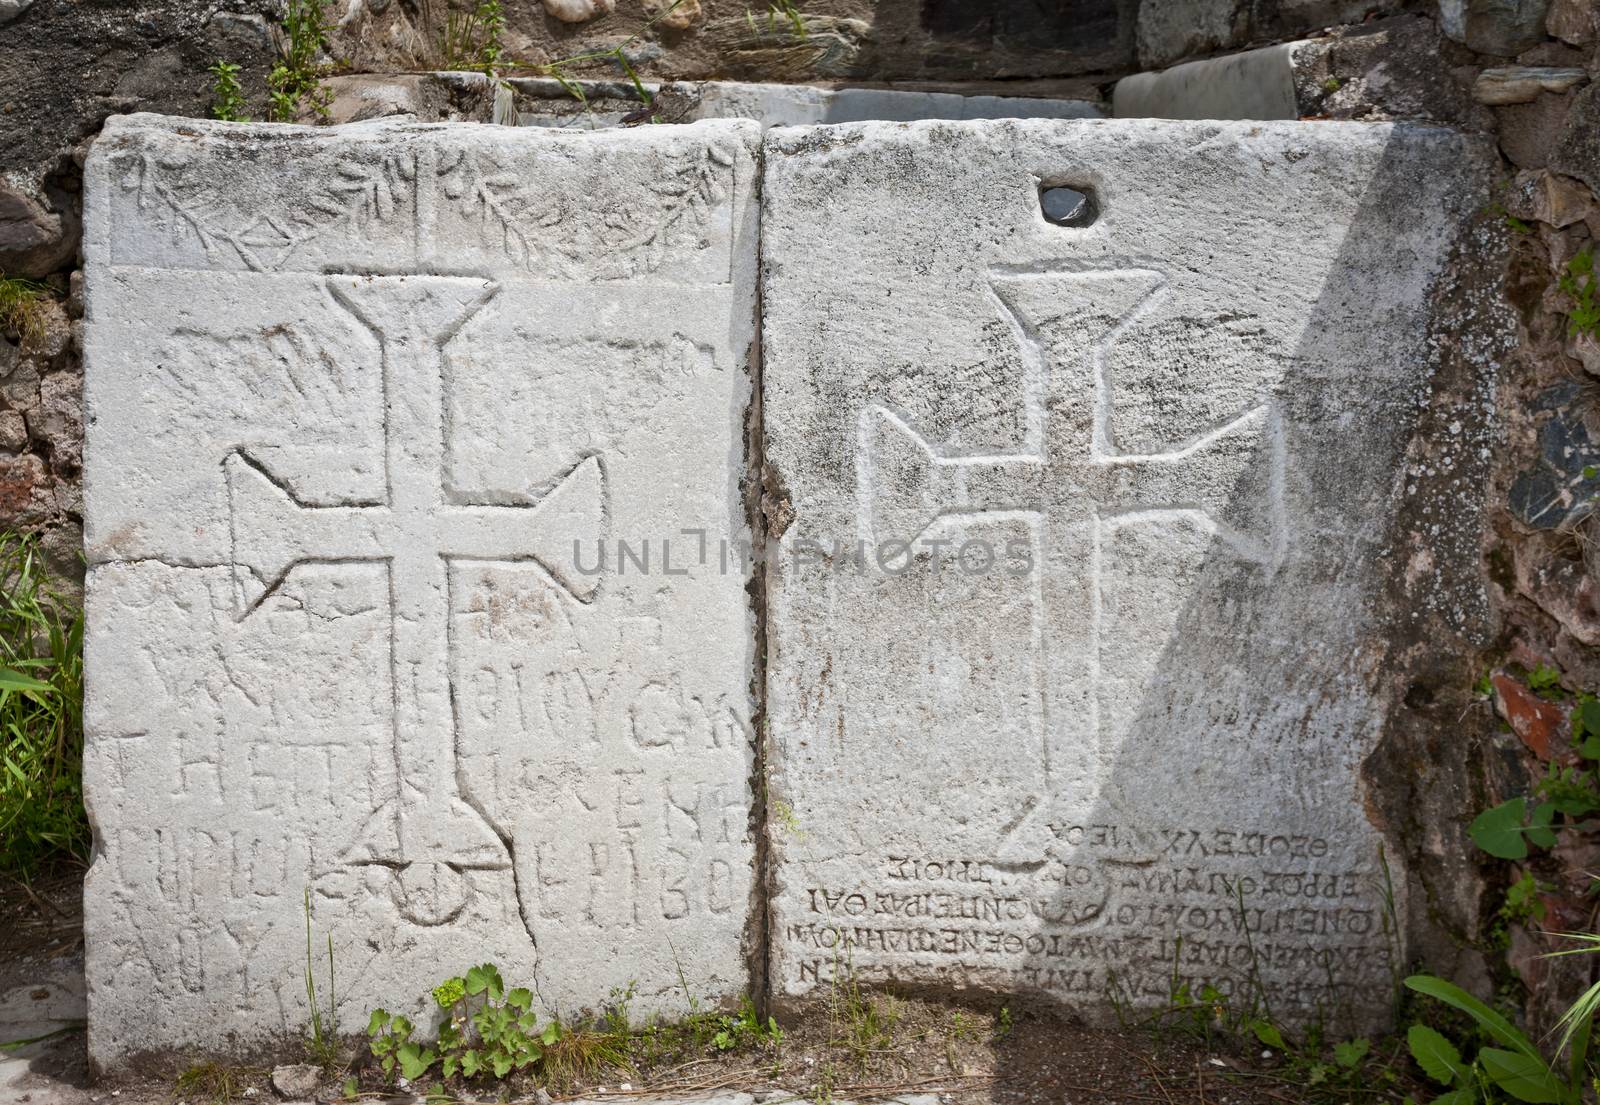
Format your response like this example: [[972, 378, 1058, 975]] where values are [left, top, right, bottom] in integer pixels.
[[0, 411, 25, 452], [1473, 65, 1589, 104], [760, 118, 1496, 1026], [320, 75, 456, 125], [0, 184, 78, 280], [1439, 0, 1553, 55], [1508, 383, 1600, 529], [269, 1064, 322, 1100], [1546, 0, 1597, 44], [1497, 89, 1578, 169], [81, 114, 761, 1066], [1313, 16, 1491, 127], [1519, 168, 1595, 226], [1134, 0, 1248, 70], [1552, 83, 1600, 199]]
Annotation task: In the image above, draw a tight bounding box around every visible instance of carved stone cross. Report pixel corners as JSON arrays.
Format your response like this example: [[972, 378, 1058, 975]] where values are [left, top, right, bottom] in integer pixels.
[[225, 274, 606, 926], [858, 266, 1285, 842]]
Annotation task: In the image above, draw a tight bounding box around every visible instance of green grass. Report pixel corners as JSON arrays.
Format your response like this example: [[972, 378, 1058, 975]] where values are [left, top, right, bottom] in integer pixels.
[[0, 276, 49, 345], [0, 532, 86, 877]]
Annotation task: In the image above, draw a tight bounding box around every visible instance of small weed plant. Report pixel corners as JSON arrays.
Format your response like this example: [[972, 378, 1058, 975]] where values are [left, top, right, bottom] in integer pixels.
[[746, 0, 808, 39], [1560, 248, 1600, 340], [827, 967, 900, 1062], [0, 533, 86, 877], [712, 996, 783, 1053], [172, 1061, 264, 1105], [268, 0, 333, 121], [303, 889, 340, 1070], [441, 0, 505, 74], [0, 276, 49, 345], [208, 61, 249, 121]]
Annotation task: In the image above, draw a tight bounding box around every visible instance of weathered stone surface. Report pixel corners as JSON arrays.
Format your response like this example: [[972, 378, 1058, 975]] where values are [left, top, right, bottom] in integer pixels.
[[1134, 0, 1247, 71], [1546, 0, 1597, 44], [1497, 89, 1577, 169], [1518, 168, 1595, 226], [1313, 16, 1490, 126], [82, 115, 761, 1065], [1118, 17, 1488, 126], [1134, 0, 1403, 69], [0, 0, 282, 278], [1440, 0, 1552, 55], [761, 118, 1495, 1024], [1473, 65, 1589, 104], [1552, 84, 1600, 198]]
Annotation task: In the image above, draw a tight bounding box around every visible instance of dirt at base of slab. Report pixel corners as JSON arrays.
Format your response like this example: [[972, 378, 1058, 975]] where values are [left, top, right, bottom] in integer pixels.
[[0, 872, 1427, 1105]]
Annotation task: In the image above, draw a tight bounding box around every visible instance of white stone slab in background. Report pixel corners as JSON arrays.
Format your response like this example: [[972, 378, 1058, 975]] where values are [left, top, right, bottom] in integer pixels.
[[82, 114, 760, 1065], [1113, 41, 1320, 119], [760, 118, 1494, 1024], [509, 77, 1104, 130]]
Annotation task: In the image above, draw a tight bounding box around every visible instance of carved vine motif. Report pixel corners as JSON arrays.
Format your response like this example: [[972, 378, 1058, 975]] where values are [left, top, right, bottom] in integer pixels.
[[437, 147, 566, 275], [116, 137, 738, 277], [593, 141, 737, 279], [436, 140, 736, 279], [115, 148, 416, 272]]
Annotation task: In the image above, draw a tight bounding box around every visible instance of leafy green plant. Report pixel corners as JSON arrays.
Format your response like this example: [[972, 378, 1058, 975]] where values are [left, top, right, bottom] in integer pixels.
[[1470, 797, 1558, 860], [1560, 248, 1600, 340], [0, 276, 49, 345], [268, 0, 332, 122], [1406, 973, 1592, 1104], [0, 533, 85, 876], [368, 964, 556, 1083], [1529, 663, 1565, 697], [209, 61, 249, 121]]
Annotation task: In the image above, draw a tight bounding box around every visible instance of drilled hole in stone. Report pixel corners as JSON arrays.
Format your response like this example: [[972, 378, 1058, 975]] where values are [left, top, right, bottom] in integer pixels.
[[1040, 185, 1096, 227]]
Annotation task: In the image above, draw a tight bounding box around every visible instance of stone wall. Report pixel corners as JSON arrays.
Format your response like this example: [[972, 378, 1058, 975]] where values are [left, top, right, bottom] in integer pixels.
[[4, 0, 1600, 1037]]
